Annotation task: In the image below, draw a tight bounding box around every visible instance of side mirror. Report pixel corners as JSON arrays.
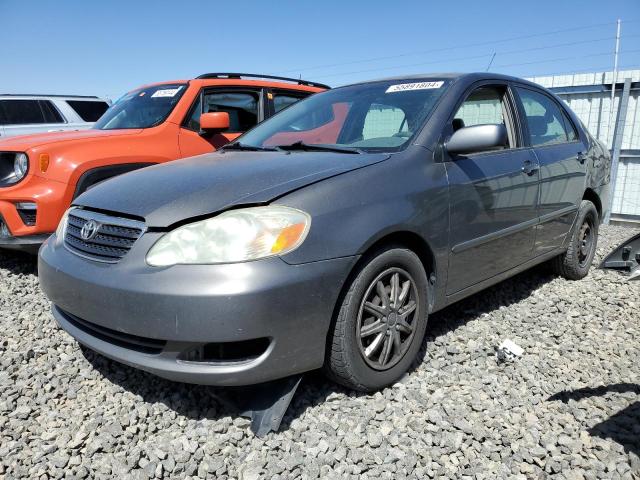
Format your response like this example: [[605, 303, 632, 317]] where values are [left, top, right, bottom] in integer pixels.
[[200, 112, 230, 133], [445, 124, 508, 155]]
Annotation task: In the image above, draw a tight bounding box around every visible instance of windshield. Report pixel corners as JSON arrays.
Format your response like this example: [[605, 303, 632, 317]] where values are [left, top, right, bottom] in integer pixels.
[[237, 79, 450, 152], [94, 83, 187, 130]]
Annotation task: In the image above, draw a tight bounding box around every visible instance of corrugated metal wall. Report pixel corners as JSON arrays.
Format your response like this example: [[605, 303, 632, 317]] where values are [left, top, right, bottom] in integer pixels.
[[528, 70, 640, 222]]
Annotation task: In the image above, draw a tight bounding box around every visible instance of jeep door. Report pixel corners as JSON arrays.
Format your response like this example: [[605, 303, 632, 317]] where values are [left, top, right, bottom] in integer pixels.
[[178, 87, 266, 157], [513, 86, 586, 256], [444, 83, 540, 294]]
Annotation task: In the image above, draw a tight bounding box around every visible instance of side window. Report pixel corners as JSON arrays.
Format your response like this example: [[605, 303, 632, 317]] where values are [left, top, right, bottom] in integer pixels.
[[66, 100, 109, 122], [273, 91, 308, 113], [0, 100, 46, 125], [560, 109, 578, 142], [452, 86, 513, 150], [362, 104, 408, 140], [40, 101, 64, 123], [516, 88, 572, 146], [454, 88, 505, 128], [185, 90, 259, 133]]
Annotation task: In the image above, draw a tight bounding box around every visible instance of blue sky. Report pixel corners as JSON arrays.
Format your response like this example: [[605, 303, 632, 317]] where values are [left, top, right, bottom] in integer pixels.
[[1, 0, 639, 100]]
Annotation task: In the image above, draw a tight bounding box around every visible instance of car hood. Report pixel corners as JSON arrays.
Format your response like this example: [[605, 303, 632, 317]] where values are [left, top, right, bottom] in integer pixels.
[[0, 129, 143, 150], [74, 150, 390, 228]]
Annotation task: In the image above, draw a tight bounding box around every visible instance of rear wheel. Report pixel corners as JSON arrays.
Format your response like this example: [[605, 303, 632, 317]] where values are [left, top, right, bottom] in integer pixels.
[[552, 200, 599, 280], [325, 247, 429, 391]]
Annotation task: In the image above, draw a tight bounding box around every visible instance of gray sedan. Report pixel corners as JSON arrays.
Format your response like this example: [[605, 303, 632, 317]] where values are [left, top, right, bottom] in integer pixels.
[[39, 73, 610, 392]]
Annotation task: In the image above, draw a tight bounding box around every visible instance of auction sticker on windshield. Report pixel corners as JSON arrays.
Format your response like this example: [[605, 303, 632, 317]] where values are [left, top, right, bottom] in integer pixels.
[[151, 87, 183, 98], [386, 81, 443, 93]]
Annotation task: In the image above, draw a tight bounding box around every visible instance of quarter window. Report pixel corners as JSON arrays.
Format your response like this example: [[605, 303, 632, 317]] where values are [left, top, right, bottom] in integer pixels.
[[516, 88, 573, 146], [186, 91, 260, 133]]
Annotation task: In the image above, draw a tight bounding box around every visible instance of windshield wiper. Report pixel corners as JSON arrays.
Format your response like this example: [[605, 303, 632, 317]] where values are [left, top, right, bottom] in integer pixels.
[[222, 142, 281, 152], [275, 141, 361, 154]]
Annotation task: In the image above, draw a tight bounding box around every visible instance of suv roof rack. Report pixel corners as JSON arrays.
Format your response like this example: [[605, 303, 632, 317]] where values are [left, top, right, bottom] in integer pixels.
[[195, 73, 330, 90], [0, 94, 101, 99]]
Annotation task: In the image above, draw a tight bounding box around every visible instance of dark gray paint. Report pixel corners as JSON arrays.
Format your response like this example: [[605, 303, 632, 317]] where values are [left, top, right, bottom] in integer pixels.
[[39, 72, 612, 386], [75, 151, 389, 227]]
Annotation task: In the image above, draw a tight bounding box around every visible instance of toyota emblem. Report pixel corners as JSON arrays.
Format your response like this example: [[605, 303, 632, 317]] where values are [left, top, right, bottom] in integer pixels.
[[80, 219, 100, 241]]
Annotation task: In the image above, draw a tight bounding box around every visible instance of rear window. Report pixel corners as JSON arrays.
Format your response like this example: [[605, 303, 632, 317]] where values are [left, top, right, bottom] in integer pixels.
[[66, 100, 110, 122], [0, 99, 64, 125]]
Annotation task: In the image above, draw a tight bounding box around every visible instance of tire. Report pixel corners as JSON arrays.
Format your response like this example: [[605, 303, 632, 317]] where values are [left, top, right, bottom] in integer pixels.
[[324, 247, 429, 391], [552, 200, 599, 280]]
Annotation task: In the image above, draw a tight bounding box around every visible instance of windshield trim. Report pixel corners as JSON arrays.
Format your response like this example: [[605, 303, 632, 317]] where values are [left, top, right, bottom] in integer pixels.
[[229, 77, 452, 154], [94, 82, 189, 131]]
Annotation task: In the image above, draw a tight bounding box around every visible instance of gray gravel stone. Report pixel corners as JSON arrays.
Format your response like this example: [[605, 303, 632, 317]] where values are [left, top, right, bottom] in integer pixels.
[[0, 225, 638, 478]]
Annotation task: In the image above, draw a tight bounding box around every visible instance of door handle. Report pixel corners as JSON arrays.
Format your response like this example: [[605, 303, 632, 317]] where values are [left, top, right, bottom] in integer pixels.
[[521, 160, 539, 176], [577, 152, 587, 164]]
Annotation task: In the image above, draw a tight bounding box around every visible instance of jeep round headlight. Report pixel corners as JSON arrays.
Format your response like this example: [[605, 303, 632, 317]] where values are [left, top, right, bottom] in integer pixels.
[[13, 153, 28, 180], [146, 206, 311, 266]]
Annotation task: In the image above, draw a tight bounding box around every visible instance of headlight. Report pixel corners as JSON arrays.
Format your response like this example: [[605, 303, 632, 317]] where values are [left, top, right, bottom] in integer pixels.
[[54, 209, 70, 247], [13, 153, 28, 181], [146, 206, 311, 266]]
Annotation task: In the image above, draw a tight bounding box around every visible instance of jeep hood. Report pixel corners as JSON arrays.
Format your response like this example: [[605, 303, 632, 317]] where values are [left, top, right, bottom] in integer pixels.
[[0, 129, 143, 151], [74, 150, 389, 228]]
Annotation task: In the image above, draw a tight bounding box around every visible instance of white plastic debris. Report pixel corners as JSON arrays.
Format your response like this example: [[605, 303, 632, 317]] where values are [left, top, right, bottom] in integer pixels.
[[496, 339, 524, 363]]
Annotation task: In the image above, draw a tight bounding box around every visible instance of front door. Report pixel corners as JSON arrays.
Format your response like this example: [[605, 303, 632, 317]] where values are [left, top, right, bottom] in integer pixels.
[[178, 88, 265, 158], [513, 86, 586, 255], [445, 83, 540, 294]]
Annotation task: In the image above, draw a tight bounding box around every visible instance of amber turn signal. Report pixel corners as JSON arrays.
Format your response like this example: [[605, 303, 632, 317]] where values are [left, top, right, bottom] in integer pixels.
[[271, 223, 306, 254], [39, 154, 50, 173]]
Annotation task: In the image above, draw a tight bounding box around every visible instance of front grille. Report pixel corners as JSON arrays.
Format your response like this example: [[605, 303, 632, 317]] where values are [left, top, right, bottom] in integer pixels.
[[64, 208, 145, 263], [60, 308, 165, 354]]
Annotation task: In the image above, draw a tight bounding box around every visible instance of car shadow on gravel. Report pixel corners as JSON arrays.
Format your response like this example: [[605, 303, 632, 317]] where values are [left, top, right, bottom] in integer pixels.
[[0, 251, 37, 276], [80, 264, 558, 433], [549, 384, 640, 456]]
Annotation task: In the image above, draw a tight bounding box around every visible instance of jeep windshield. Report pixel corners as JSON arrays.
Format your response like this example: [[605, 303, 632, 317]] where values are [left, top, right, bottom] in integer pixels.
[[94, 83, 187, 130], [236, 79, 451, 153]]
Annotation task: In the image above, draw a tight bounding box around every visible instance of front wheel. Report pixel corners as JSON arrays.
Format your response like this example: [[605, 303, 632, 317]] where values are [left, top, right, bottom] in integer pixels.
[[552, 199, 599, 280], [324, 247, 429, 391]]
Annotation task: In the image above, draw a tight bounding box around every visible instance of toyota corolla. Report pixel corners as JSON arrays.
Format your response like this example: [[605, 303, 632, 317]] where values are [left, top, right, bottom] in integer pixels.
[[39, 73, 610, 391]]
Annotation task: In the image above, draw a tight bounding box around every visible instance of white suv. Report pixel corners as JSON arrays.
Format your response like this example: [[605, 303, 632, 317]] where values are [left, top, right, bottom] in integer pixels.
[[0, 94, 110, 138]]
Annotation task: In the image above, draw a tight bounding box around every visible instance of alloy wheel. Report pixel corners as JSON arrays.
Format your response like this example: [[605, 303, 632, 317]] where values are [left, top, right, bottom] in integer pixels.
[[356, 267, 419, 370]]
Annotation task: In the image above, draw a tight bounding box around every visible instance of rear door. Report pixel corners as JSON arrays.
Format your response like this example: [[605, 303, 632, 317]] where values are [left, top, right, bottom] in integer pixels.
[[513, 86, 586, 255], [444, 82, 540, 294], [178, 87, 265, 157], [0, 99, 67, 137]]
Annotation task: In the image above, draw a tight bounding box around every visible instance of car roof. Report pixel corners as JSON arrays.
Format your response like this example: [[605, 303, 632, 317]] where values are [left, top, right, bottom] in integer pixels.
[[340, 72, 542, 89], [0, 94, 106, 100]]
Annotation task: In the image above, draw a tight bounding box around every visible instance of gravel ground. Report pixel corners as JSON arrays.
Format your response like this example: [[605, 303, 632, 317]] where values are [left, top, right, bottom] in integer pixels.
[[1, 225, 639, 479]]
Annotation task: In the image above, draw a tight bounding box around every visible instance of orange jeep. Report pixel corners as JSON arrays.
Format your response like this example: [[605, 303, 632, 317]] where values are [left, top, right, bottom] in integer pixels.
[[0, 73, 328, 251]]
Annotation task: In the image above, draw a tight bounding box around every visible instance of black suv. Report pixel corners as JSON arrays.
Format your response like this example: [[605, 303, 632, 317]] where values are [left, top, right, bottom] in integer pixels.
[[40, 73, 610, 392]]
